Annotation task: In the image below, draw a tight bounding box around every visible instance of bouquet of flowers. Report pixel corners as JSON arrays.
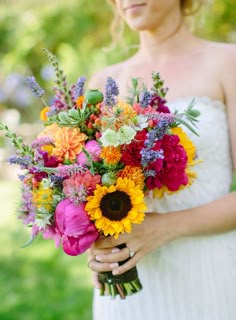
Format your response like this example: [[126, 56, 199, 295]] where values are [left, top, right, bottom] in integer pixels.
[[0, 49, 200, 299]]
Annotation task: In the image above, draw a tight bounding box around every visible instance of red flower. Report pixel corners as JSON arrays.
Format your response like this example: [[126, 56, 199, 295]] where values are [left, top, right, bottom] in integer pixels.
[[150, 94, 170, 113], [146, 134, 188, 191], [121, 130, 147, 166]]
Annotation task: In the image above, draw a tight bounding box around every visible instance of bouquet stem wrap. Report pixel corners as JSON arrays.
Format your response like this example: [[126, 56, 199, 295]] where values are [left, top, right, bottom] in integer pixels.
[[98, 244, 142, 299]]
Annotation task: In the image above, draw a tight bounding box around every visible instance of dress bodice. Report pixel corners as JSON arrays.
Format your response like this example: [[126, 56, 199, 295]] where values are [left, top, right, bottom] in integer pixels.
[[94, 96, 236, 320], [147, 96, 233, 213]]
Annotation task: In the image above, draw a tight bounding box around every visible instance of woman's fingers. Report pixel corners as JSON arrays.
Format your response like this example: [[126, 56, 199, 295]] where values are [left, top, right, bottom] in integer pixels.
[[95, 246, 129, 263], [88, 258, 119, 272], [112, 251, 142, 275]]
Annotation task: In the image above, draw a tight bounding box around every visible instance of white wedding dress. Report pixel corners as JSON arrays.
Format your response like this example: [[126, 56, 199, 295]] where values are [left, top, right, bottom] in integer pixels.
[[93, 97, 236, 320]]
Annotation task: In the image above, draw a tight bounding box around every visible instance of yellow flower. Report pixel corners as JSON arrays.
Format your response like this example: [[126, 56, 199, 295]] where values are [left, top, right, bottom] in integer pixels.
[[118, 166, 145, 190], [32, 182, 54, 212], [85, 177, 146, 239], [76, 95, 85, 109], [40, 107, 50, 121], [100, 146, 122, 165]]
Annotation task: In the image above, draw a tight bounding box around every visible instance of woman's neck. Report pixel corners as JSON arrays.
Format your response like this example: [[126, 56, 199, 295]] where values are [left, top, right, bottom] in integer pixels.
[[137, 19, 196, 63]]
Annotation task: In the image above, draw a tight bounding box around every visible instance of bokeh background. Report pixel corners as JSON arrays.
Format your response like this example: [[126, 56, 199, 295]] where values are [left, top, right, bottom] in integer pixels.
[[0, 1, 235, 319]]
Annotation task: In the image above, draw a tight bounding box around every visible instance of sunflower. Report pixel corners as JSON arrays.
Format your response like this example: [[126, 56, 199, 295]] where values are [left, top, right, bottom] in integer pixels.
[[85, 177, 146, 238]]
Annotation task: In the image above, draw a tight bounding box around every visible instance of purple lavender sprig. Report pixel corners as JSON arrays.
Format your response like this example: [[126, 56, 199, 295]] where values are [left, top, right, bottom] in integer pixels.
[[8, 155, 33, 169], [26, 76, 45, 98], [26, 76, 48, 108], [104, 77, 119, 106], [140, 90, 152, 108], [73, 76, 87, 100], [141, 149, 164, 166]]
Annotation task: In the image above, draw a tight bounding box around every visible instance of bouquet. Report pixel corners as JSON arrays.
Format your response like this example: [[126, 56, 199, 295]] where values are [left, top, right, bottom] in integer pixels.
[[0, 49, 200, 299]]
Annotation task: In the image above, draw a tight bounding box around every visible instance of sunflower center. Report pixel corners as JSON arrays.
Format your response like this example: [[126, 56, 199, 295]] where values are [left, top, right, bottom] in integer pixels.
[[100, 191, 132, 221]]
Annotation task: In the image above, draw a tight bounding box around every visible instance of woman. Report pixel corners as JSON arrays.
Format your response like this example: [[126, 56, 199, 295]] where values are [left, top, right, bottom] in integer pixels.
[[88, 0, 236, 319]]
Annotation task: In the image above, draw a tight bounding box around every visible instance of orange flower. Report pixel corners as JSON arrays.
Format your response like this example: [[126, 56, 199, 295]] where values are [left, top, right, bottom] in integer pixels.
[[100, 146, 122, 165], [76, 96, 85, 109], [40, 107, 50, 121], [53, 127, 87, 162], [118, 166, 145, 189], [38, 124, 87, 162]]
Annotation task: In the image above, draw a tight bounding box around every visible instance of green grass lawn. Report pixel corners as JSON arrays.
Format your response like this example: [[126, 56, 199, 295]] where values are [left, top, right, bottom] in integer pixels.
[[0, 180, 93, 320]]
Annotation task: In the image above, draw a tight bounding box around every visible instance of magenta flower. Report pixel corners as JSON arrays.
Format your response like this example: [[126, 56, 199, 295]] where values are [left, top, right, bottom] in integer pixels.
[[55, 199, 99, 256], [77, 140, 101, 166]]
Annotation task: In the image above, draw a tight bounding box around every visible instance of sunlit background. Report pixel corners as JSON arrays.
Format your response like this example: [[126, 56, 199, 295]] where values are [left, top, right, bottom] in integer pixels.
[[0, 0, 235, 319]]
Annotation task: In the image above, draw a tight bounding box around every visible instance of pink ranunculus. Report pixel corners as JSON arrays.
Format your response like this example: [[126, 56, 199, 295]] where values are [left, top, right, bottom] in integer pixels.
[[55, 199, 99, 256], [77, 140, 101, 166]]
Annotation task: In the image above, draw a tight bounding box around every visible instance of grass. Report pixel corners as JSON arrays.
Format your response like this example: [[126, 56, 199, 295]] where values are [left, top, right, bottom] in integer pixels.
[[0, 180, 93, 320]]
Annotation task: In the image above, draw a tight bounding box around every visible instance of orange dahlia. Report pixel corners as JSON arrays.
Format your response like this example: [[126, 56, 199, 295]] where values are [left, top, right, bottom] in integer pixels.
[[100, 146, 122, 165], [53, 126, 87, 162], [117, 166, 145, 189], [38, 124, 87, 163]]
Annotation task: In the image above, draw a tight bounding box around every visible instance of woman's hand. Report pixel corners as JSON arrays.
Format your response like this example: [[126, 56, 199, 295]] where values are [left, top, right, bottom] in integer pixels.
[[87, 212, 180, 277]]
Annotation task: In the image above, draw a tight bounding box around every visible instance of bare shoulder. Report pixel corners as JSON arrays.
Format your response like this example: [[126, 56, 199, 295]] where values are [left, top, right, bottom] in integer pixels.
[[204, 40, 236, 67]]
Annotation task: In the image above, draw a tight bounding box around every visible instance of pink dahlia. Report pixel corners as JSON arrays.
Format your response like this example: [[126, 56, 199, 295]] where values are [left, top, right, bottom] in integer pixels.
[[77, 140, 101, 166], [55, 199, 99, 256]]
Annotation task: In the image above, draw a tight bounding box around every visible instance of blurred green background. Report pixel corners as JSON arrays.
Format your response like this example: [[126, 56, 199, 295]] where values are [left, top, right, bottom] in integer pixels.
[[0, 0, 235, 319]]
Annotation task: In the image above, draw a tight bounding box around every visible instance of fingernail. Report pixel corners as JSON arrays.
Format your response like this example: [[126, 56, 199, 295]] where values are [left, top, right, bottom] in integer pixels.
[[112, 269, 119, 275], [112, 248, 120, 253], [95, 255, 102, 261], [109, 262, 119, 268]]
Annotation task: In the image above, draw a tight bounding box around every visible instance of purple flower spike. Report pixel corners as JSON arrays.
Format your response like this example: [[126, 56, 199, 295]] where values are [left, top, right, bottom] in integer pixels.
[[73, 76, 87, 99], [26, 76, 45, 98], [104, 77, 119, 106]]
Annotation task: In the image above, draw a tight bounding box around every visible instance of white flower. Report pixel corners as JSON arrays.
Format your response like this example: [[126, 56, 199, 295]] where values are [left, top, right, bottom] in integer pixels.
[[100, 128, 120, 147], [135, 115, 149, 130], [117, 125, 136, 145], [35, 213, 52, 229]]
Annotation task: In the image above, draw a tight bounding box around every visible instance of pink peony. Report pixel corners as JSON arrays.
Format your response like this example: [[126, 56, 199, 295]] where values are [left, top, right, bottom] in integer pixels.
[[55, 199, 99, 256], [77, 140, 101, 166]]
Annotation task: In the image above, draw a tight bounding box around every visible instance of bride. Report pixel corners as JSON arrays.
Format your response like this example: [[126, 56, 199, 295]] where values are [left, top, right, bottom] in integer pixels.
[[88, 0, 236, 319]]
